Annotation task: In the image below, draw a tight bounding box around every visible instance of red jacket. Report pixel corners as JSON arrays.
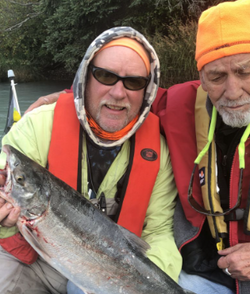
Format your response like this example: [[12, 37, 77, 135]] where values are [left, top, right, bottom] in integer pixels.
[[152, 82, 205, 230], [152, 82, 250, 294]]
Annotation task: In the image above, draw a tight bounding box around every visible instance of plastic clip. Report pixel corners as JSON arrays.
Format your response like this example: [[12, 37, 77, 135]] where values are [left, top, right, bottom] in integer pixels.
[[216, 237, 225, 251]]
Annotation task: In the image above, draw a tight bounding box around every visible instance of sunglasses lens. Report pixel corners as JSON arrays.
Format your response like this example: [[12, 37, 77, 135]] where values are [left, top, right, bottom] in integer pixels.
[[94, 69, 117, 85], [124, 77, 148, 90], [91, 65, 149, 91]]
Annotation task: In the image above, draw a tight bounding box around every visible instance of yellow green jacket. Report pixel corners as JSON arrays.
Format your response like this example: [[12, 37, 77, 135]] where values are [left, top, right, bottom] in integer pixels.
[[0, 103, 182, 281]]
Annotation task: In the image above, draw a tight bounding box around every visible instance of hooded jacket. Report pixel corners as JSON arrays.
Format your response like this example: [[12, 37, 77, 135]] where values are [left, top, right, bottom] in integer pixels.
[[0, 27, 181, 281], [72, 26, 160, 147]]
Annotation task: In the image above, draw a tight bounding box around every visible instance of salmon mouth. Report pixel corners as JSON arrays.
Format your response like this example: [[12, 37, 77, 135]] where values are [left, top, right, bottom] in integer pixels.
[[0, 169, 7, 187], [0, 162, 12, 203], [0, 147, 8, 185], [0, 146, 11, 193], [0, 169, 7, 177]]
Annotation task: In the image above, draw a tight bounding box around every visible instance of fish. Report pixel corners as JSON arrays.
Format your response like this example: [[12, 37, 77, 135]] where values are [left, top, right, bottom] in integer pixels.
[[0, 144, 195, 294]]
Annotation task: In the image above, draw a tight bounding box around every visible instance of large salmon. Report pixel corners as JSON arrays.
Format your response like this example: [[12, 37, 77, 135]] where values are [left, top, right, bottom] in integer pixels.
[[0, 145, 194, 294]]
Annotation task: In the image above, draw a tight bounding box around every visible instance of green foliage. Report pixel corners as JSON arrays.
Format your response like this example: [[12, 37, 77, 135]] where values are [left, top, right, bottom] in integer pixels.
[[0, 0, 230, 83], [38, 0, 163, 72], [0, 0, 54, 81], [146, 20, 199, 88], [40, 0, 121, 72]]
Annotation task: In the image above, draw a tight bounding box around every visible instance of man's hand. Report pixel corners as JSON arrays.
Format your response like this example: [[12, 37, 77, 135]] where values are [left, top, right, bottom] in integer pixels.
[[0, 172, 20, 227], [218, 243, 250, 281], [0, 198, 20, 227], [24, 91, 65, 114]]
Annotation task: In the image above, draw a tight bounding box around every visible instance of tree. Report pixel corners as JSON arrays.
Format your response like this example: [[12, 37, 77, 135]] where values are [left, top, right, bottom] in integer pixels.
[[0, 0, 229, 83], [0, 0, 52, 80]]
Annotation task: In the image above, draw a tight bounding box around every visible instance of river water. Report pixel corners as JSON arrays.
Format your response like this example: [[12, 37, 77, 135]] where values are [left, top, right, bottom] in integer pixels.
[[0, 80, 72, 142]]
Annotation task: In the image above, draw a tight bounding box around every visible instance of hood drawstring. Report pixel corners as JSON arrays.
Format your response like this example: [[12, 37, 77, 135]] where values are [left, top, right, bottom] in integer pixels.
[[195, 106, 217, 165], [195, 105, 250, 169]]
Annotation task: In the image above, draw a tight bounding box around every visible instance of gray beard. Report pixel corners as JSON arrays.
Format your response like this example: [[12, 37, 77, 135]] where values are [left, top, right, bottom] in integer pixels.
[[219, 109, 250, 128]]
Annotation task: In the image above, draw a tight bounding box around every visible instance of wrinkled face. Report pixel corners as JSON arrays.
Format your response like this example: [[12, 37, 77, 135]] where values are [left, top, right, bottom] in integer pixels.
[[200, 53, 250, 128], [85, 46, 147, 132]]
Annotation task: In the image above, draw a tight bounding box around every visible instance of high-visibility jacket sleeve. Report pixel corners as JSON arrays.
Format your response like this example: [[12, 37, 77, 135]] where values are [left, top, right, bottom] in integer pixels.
[[141, 136, 182, 282]]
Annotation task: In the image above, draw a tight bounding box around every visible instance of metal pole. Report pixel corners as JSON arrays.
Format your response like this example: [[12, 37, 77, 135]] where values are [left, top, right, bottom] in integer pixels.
[[7, 70, 21, 115]]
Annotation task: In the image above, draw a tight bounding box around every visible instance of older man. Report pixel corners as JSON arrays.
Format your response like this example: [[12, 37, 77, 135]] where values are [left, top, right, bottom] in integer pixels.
[[0, 27, 181, 294], [152, 0, 250, 293]]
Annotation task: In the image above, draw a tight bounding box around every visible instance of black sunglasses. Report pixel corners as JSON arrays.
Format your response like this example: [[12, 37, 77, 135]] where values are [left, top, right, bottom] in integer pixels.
[[188, 164, 242, 217], [89, 65, 150, 91]]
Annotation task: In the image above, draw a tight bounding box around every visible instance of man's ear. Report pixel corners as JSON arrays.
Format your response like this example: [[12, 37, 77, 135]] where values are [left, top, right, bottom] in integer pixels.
[[199, 71, 208, 92]]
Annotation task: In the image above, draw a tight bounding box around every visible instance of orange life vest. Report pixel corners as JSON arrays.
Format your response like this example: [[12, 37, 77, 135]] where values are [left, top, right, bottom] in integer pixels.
[[48, 93, 160, 237]]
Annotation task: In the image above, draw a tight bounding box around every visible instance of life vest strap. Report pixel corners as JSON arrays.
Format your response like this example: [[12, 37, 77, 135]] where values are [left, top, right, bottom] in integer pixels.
[[224, 208, 245, 222]]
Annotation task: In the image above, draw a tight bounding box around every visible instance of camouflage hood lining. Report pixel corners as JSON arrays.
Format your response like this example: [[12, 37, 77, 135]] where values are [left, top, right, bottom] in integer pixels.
[[72, 26, 160, 147]]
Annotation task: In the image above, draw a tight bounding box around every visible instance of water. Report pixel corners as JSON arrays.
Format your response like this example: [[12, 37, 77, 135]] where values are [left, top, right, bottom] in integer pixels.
[[0, 80, 72, 142]]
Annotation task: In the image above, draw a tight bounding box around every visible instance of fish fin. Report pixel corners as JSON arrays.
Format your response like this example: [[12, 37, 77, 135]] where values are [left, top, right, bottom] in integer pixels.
[[119, 226, 150, 256], [20, 225, 51, 263]]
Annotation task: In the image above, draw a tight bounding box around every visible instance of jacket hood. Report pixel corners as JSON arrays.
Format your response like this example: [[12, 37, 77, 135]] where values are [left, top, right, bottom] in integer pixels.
[[72, 26, 160, 147]]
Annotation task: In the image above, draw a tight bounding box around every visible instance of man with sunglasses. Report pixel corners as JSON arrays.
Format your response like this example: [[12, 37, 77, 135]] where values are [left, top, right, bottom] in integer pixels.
[[152, 0, 250, 294], [0, 27, 181, 294]]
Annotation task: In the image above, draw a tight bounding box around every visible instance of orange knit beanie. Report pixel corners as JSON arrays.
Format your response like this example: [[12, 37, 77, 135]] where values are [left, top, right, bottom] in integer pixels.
[[97, 37, 151, 75], [195, 0, 250, 71]]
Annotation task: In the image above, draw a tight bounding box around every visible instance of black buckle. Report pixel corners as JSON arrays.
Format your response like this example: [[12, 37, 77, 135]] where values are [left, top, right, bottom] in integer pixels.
[[224, 208, 245, 221]]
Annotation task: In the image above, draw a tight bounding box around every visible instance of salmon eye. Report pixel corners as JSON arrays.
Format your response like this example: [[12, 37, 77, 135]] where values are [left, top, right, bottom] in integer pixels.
[[15, 175, 25, 186]]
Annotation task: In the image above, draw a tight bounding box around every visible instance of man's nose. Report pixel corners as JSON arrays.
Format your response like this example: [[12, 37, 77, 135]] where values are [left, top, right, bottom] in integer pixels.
[[109, 80, 126, 99], [224, 75, 243, 100]]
